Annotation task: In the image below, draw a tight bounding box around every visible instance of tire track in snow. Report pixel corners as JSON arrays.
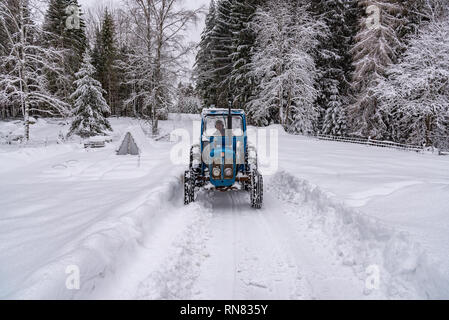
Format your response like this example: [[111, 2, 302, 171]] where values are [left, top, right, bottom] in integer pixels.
[[259, 192, 368, 299], [88, 186, 214, 300], [133, 196, 213, 300], [267, 171, 449, 299], [230, 192, 308, 299], [82, 169, 447, 300], [190, 188, 367, 300]]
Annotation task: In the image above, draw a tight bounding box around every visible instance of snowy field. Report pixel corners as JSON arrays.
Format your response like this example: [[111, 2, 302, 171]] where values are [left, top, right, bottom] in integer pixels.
[[0, 117, 448, 300]]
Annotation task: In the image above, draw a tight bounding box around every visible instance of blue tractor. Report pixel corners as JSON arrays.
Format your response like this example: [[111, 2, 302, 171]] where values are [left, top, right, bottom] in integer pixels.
[[184, 108, 263, 208]]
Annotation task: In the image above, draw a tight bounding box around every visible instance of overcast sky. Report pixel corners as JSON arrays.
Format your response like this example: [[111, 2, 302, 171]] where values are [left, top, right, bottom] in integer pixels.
[[78, 0, 210, 47]]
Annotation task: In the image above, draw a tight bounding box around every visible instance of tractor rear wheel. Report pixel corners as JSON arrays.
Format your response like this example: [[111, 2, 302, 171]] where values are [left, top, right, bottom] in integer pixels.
[[250, 171, 263, 209], [184, 170, 195, 205]]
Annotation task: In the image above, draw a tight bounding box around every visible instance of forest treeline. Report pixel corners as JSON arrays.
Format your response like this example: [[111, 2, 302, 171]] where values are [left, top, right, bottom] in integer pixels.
[[0, 0, 448, 147], [196, 0, 449, 148], [0, 0, 201, 138]]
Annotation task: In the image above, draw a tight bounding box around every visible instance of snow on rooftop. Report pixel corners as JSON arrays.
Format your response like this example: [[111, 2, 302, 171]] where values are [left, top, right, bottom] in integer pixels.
[[116, 125, 150, 155]]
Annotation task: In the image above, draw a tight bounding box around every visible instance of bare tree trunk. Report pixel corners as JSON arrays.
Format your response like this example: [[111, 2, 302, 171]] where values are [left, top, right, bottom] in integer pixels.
[[24, 98, 30, 141], [126, 0, 201, 125], [285, 87, 292, 127], [18, 2, 29, 141], [425, 114, 433, 147], [277, 62, 284, 127], [108, 76, 114, 115]]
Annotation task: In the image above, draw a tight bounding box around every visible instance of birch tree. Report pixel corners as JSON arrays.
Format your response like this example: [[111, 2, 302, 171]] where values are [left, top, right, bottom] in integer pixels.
[[120, 0, 202, 133]]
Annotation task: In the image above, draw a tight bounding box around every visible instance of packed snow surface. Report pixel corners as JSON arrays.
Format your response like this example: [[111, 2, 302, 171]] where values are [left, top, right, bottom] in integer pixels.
[[0, 116, 448, 299]]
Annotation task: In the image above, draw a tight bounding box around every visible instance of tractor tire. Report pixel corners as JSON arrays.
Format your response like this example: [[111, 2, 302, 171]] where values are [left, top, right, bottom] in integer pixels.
[[189, 144, 201, 170], [189, 148, 194, 170], [250, 170, 263, 209], [184, 170, 195, 205]]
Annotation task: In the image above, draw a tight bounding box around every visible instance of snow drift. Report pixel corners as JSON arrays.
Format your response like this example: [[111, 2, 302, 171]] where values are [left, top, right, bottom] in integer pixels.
[[4, 173, 184, 299], [268, 171, 449, 299]]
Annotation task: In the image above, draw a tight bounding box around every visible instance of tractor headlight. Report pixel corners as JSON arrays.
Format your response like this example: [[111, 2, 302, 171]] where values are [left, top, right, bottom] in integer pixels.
[[212, 167, 221, 178], [224, 167, 233, 177]]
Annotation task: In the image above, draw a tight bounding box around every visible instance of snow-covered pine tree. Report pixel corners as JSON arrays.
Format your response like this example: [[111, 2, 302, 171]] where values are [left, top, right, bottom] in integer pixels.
[[173, 82, 202, 114], [248, 0, 324, 134], [97, 9, 118, 115], [43, 0, 87, 57], [0, 0, 69, 140], [349, 0, 407, 139], [114, 45, 133, 117], [69, 52, 112, 138], [195, 0, 217, 107], [374, 10, 449, 148], [91, 27, 103, 81], [311, 0, 359, 136], [381, 0, 448, 143], [209, 0, 235, 108], [396, 0, 445, 42], [43, 0, 88, 101], [229, 0, 262, 110]]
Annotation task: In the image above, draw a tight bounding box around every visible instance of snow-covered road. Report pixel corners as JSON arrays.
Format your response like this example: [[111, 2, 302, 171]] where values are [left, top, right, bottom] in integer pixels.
[[79, 179, 376, 300], [1, 117, 448, 299], [190, 190, 369, 300]]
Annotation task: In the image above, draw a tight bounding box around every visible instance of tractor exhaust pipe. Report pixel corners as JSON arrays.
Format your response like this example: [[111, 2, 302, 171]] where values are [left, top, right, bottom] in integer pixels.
[[228, 100, 232, 130]]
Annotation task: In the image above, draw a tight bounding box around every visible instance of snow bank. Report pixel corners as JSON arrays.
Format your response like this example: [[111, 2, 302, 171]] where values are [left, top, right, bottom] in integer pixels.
[[134, 197, 212, 300], [0, 120, 23, 138], [268, 171, 449, 299], [0, 144, 80, 173], [0, 118, 70, 146], [6, 173, 184, 299]]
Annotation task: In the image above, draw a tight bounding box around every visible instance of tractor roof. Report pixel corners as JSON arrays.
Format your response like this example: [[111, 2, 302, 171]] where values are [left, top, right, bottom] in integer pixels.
[[202, 108, 246, 116]]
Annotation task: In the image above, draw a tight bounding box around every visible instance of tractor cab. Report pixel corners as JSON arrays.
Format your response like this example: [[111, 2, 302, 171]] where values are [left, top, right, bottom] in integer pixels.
[[200, 109, 247, 188]]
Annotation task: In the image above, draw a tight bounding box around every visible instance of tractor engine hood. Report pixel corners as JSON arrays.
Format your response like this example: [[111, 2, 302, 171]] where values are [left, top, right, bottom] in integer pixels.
[[208, 142, 237, 188]]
